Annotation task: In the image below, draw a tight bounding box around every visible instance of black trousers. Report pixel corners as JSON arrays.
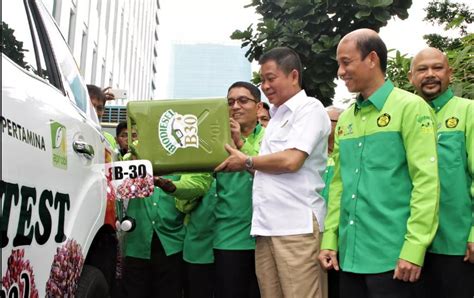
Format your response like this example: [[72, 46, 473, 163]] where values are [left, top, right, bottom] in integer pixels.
[[419, 252, 474, 298], [340, 270, 419, 298], [328, 269, 340, 298], [122, 233, 184, 298], [213, 249, 260, 298], [183, 262, 215, 298]]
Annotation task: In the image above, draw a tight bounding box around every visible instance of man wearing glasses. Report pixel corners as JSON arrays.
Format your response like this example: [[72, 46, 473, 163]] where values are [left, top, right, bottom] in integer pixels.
[[213, 81, 264, 297], [216, 47, 331, 298]]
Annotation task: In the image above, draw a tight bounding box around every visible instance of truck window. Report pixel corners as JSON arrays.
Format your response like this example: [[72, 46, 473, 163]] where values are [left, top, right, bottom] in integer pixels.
[[35, 2, 89, 114], [1, 1, 47, 80]]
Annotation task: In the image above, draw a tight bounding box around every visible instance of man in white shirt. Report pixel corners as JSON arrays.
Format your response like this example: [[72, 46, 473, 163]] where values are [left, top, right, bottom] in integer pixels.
[[215, 47, 330, 298]]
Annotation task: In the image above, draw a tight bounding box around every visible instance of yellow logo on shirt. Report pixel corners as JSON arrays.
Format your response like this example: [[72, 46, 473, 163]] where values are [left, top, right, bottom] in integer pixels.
[[377, 113, 391, 127], [416, 115, 434, 133], [337, 124, 354, 137], [337, 126, 344, 136], [445, 117, 459, 128]]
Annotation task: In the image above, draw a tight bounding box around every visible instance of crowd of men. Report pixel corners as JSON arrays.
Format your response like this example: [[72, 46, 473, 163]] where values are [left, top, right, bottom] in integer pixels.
[[88, 28, 473, 298]]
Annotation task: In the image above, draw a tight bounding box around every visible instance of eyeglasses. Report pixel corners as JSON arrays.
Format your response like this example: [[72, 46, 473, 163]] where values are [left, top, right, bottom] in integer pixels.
[[227, 96, 257, 106]]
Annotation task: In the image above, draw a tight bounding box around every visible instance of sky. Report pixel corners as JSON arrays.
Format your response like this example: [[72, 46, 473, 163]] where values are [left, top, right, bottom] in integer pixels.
[[155, 0, 471, 102]]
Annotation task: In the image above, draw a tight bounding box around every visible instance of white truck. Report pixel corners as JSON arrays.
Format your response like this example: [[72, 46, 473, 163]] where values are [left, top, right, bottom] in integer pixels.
[[2, 0, 118, 296]]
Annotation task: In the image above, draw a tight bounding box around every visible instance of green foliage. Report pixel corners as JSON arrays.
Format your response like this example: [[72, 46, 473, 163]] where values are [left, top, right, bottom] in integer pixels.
[[423, 34, 463, 51], [423, 0, 473, 51], [424, 0, 473, 35], [1, 21, 30, 70], [231, 0, 412, 106], [447, 34, 473, 99], [386, 50, 413, 92]]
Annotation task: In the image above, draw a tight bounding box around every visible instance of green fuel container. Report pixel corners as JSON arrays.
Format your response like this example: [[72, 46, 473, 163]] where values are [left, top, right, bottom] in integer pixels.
[[127, 98, 231, 174]]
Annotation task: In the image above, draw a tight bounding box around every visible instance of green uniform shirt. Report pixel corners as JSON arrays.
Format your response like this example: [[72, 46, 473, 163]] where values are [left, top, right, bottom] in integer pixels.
[[321, 156, 335, 203], [183, 180, 218, 264], [124, 174, 212, 259], [214, 124, 265, 250], [428, 89, 474, 255], [103, 131, 122, 160], [321, 80, 440, 274]]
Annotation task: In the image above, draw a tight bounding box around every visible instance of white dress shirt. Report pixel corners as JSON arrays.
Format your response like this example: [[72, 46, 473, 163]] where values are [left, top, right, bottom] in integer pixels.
[[251, 90, 330, 236]]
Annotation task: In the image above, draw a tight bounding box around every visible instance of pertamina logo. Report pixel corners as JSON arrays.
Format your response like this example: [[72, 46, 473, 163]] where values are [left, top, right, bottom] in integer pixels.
[[158, 109, 199, 154], [50, 121, 67, 169]]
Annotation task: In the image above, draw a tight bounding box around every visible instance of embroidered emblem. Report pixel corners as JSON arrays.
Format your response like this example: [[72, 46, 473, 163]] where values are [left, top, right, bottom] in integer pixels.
[[346, 124, 353, 135], [416, 115, 434, 133], [377, 113, 391, 127], [337, 126, 344, 136], [445, 117, 459, 128]]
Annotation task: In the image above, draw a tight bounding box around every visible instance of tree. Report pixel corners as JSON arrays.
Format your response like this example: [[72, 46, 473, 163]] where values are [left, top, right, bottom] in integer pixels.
[[386, 49, 413, 92], [231, 0, 413, 106], [423, 0, 473, 51], [1, 21, 30, 70], [446, 33, 473, 98]]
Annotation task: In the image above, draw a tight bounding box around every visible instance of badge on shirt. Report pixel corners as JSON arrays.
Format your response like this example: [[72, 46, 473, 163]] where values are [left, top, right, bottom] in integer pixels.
[[445, 117, 459, 128], [347, 124, 354, 135], [337, 126, 344, 136], [416, 115, 434, 133], [377, 113, 391, 127], [337, 124, 354, 136]]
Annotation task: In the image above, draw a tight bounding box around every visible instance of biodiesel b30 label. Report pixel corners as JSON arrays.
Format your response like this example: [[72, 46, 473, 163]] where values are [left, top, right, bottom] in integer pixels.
[[158, 109, 199, 154], [50, 121, 67, 169]]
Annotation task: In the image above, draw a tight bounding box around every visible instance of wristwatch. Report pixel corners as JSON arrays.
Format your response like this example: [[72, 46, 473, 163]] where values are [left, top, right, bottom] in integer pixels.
[[245, 156, 254, 170]]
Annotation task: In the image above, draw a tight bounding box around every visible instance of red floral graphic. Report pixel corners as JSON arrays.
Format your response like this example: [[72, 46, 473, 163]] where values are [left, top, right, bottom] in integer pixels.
[[45, 239, 84, 297], [2, 249, 39, 298], [117, 173, 154, 199]]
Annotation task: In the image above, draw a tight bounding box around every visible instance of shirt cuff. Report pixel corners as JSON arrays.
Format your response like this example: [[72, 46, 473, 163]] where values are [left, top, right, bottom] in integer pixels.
[[399, 240, 426, 266], [171, 183, 194, 200], [468, 226, 474, 242], [320, 231, 338, 251]]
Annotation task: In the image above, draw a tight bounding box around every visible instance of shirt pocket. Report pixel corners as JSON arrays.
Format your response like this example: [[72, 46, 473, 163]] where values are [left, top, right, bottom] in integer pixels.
[[364, 132, 404, 170], [437, 132, 464, 169], [269, 121, 291, 152]]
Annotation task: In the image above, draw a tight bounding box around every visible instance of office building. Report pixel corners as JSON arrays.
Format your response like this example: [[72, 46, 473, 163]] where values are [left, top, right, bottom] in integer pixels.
[[169, 43, 252, 98]]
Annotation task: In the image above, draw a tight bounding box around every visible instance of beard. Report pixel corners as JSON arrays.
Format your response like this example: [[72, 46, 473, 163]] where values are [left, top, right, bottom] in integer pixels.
[[420, 78, 442, 99]]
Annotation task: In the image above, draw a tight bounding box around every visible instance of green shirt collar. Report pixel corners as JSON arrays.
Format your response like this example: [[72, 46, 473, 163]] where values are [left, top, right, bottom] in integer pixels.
[[242, 123, 262, 141], [355, 80, 394, 112], [253, 123, 262, 136], [429, 88, 454, 112]]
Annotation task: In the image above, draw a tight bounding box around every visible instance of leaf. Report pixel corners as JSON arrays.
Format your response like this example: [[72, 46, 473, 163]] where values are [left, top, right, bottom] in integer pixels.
[[274, 0, 287, 8], [373, 8, 391, 22], [355, 8, 372, 19], [356, 0, 393, 7], [446, 15, 465, 30]]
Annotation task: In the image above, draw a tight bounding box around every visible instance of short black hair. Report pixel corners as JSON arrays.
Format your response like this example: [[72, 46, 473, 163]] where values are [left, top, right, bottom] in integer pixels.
[[87, 84, 105, 103], [227, 81, 261, 102], [258, 47, 303, 87], [355, 35, 387, 74], [116, 121, 127, 136], [262, 102, 270, 111]]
